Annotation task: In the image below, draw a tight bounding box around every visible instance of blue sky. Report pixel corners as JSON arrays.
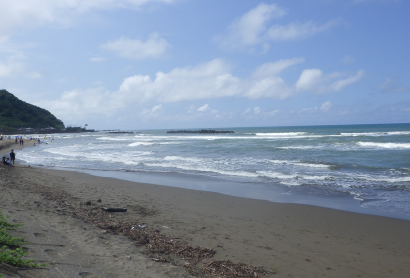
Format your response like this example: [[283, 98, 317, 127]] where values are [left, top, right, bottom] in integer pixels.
[[0, 0, 409, 130]]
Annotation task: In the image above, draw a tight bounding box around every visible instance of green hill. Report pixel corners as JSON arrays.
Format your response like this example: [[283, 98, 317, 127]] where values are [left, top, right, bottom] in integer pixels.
[[0, 89, 65, 132]]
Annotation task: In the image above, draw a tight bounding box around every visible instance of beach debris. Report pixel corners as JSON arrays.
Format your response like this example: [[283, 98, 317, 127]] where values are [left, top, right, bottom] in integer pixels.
[[102, 207, 127, 212], [202, 260, 268, 277], [0, 169, 268, 278], [161, 225, 169, 229]]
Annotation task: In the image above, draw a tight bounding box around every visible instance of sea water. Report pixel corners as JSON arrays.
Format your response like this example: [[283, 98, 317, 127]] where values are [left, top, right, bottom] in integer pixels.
[[16, 123, 410, 219]]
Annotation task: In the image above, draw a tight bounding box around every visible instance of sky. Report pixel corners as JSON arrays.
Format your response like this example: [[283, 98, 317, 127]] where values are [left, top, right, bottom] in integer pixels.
[[0, 0, 409, 130]]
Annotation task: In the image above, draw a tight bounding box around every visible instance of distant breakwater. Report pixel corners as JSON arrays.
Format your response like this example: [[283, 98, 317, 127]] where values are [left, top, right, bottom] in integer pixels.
[[167, 129, 234, 134]]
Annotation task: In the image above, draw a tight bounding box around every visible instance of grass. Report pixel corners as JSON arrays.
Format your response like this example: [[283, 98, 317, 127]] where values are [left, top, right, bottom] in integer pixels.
[[0, 210, 46, 273]]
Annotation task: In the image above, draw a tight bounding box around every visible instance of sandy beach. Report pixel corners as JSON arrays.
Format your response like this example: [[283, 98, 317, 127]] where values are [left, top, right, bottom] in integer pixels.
[[1, 139, 410, 277]]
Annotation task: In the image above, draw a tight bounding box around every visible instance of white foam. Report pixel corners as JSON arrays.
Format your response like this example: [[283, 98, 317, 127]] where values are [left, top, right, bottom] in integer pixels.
[[357, 175, 410, 183], [268, 159, 330, 168], [164, 156, 203, 162], [128, 142, 155, 147], [257, 171, 298, 179], [276, 146, 320, 150], [256, 132, 306, 137], [341, 131, 410, 137], [144, 162, 260, 178], [357, 142, 410, 149], [97, 137, 128, 141]]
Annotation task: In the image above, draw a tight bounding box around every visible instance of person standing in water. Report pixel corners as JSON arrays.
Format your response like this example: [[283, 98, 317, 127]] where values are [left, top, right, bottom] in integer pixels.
[[10, 149, 15, 166]]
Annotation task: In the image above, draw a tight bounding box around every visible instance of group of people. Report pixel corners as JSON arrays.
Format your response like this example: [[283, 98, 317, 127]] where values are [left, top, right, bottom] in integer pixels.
[[15, 136, 24, 145], [2, 149, 15, 166], [0, 135, 13, 140]]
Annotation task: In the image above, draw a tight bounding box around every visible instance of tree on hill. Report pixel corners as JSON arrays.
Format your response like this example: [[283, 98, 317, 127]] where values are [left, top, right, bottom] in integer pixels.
[[0, 89, 65, 132]]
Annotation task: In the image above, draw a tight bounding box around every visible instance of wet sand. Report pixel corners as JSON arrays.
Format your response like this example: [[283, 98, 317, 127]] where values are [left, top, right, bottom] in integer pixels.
[[1, 139, 410, 277]]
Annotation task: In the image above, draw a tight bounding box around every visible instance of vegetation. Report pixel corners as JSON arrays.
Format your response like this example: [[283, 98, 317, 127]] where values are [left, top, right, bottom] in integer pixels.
[[0, 89, 64, 132], [0, 210, 46, 270]]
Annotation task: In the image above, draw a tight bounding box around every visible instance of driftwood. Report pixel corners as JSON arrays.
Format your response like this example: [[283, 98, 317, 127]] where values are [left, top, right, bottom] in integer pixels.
[[102, 207, 127, 212]]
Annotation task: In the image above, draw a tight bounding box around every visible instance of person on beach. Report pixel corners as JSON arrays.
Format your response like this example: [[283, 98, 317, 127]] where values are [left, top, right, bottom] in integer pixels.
[[10, 149, 15, 166], [2, 157, 11, 166]]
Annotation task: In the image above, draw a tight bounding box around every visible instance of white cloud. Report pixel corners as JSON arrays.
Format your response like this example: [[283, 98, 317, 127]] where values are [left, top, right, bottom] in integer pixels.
[[220, 3, 339, 51], [117, 59, 240, 102], [197, 104, 211, 112], [266, 20, 340, 41], [0, 54, 42, 79], [222, 3, 286, 47], [44, 58, 364, 120], [0, 0, 175, 36], [320, 101, 332, 112], [252, 58, 304, 78], [245, 58, 304, 99], [41, 87, 119, 121], [101, 33, 171, 59], [296, 69, 364, 94], [152, 104, 162, 112], [245, 76, 293, 99], [0, 57, 24, 78]]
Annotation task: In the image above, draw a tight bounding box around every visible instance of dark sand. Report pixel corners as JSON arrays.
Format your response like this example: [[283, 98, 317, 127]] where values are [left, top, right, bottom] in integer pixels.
[[1, 139, 410, 277]]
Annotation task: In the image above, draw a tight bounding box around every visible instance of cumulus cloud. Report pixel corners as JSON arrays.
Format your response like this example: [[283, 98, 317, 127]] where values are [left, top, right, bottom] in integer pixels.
[[0, 0, 175, 36], [197, 104, 211, 112], [296, 69, 364, 94], [43, 58, 364, 120], [101, 33, 171, 59], [320, 101, 332, 112], [245, 58, 304, 99], [117, 59, 241, 102], [219, 3, 339, 51], [42, 87, 120, 121]]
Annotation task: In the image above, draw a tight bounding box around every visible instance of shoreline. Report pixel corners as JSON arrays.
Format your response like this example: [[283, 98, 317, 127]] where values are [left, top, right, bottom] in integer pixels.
[[1, 142, 410, 277], [68, 167, 410, 221], [17, 159, 410, 221]]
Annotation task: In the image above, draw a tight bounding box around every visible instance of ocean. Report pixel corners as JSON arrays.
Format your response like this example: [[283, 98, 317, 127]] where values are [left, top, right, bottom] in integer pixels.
[[16, 123, 410, 220]]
